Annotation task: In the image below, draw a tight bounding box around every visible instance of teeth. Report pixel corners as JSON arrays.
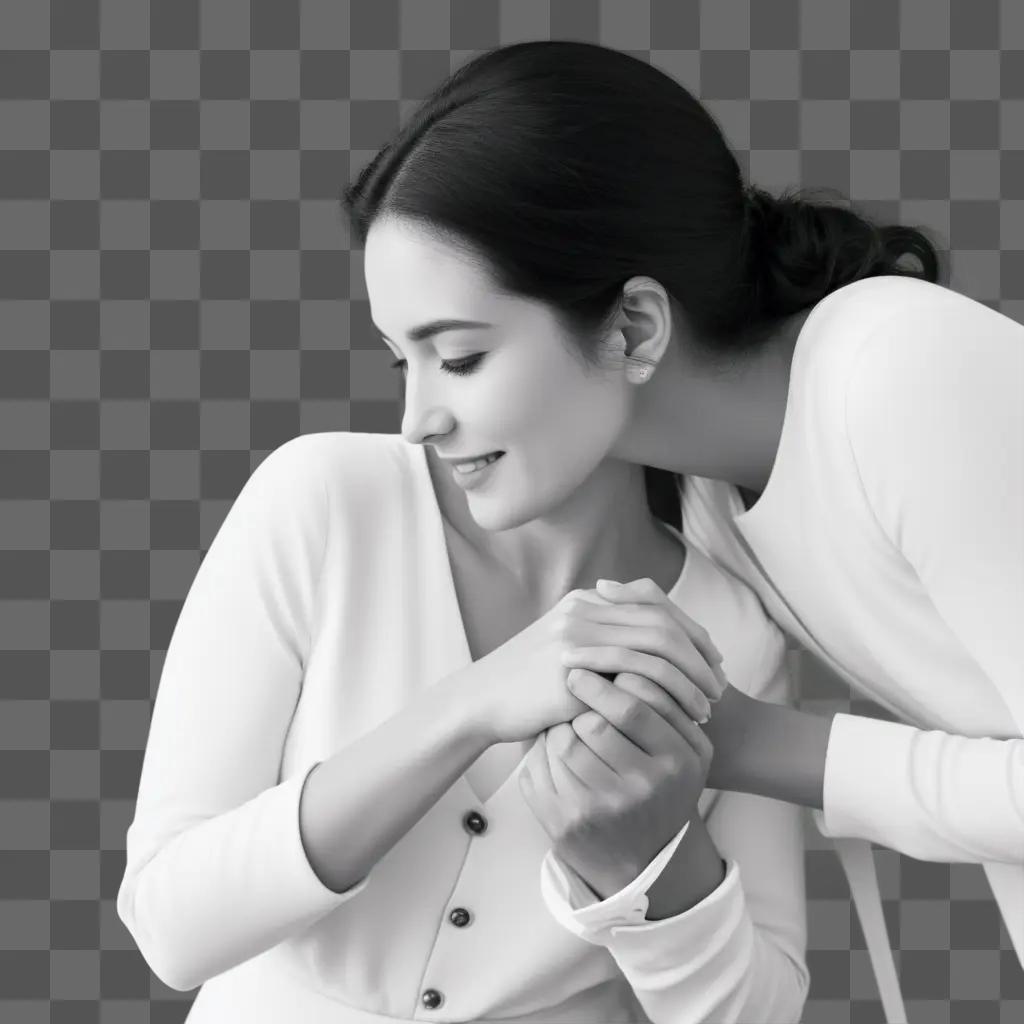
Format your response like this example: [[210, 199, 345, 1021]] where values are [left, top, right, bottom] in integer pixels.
[[454, 452, 502, 474]]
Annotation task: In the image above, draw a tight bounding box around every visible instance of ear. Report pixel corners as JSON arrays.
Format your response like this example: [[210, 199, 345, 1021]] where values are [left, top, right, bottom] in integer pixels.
[[614, 276, 673, 369]]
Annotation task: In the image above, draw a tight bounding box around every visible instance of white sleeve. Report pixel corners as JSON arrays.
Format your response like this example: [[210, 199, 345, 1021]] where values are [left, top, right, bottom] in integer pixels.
[[816, 306, 1024, 865], [116, 435, 368, 992], [540, 640, 809, 1023]]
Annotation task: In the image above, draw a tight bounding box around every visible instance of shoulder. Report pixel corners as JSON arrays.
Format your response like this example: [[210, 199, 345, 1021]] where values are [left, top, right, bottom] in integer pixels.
[[789, 277, 954, 402], [839, 285, 1024, 548], [841, 283, 1024, 446], [254, 431, 414, 500], [788, 276, 1024, 460], [231, 433, 416, 548], [847, 277, 1020, 362]]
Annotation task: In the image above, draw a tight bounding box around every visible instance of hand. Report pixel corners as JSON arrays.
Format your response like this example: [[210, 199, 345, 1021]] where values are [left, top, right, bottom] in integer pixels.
[[587, 576, 748, 791], [580, 576, 734, 717], [518, 666, 713, 901], [463, 581, 726, 745], [558, 577, 730, 724]]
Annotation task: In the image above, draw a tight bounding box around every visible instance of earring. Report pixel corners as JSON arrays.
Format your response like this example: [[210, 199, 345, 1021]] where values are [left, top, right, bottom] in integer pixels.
[[636, 365, 650, 380]]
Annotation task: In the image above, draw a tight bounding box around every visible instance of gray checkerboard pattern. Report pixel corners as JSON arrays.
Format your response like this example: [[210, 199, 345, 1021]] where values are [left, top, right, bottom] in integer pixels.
[[1, 1, 1022, 1021]]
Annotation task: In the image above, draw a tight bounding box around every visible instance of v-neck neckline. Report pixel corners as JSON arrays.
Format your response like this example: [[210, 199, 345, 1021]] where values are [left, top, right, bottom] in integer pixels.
[[410, 440, 696, 804], [413, 440, 697, 661]]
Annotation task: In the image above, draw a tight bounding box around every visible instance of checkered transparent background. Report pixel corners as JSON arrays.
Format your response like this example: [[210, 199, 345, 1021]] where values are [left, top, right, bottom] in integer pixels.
[[1, 1, 1022, 1021]]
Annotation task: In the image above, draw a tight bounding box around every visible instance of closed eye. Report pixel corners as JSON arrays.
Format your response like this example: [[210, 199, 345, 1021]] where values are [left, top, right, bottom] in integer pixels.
[[389, 354, 485, 377]]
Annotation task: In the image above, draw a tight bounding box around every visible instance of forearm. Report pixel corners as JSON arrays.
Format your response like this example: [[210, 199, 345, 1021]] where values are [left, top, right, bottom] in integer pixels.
[[299, 670, 494, 892], [706, 691, 835, 810], [563, 800, 809, 1024]]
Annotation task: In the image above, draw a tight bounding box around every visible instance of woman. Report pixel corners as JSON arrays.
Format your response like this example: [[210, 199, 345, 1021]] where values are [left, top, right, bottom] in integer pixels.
[[116, 46, 814, 1024], [344, 38, 1022, 1018]]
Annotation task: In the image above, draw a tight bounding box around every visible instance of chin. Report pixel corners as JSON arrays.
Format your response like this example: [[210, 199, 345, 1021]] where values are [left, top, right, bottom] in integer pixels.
[[467, 502, 532, 534]]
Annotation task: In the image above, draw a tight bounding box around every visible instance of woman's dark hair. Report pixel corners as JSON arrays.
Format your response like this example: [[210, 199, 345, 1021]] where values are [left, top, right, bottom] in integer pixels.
[[340, 40, 943, 530]]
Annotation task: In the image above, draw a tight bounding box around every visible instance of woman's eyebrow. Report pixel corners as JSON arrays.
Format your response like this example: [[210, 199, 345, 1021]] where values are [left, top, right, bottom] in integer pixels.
[[373, 319, 495, 343]]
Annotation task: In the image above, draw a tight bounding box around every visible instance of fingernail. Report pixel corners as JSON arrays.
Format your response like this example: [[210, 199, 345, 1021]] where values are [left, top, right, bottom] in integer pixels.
[[712, 663, 729, 695], [697, 710, 711, 725]]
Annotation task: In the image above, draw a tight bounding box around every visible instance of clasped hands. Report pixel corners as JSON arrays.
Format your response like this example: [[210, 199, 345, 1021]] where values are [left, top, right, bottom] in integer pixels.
[[517, 577, 734, 903]]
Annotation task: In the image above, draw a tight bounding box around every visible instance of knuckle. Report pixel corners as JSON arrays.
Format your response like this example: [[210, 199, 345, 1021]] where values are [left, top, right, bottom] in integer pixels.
[[650, 623, 673, 648], [563, 806, 590, 833], [620, 696, 646, 727], [551, 728, 576, 756], [628, 774, 656, 801], [552, 610, 575, 641], [576, 710, 606, 734]]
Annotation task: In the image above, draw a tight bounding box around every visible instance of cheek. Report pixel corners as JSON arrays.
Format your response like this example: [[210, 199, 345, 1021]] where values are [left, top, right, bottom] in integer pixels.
[[473, 351, 624, 457]]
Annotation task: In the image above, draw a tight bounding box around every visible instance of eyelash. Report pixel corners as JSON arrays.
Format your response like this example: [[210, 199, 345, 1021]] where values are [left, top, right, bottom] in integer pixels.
[[389, 354, 485, 377]]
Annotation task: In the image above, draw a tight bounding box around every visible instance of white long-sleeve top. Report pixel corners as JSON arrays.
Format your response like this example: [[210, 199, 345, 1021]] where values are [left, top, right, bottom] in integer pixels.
[[117, 430, 810, 1023], [678, 275, 1024, 973]]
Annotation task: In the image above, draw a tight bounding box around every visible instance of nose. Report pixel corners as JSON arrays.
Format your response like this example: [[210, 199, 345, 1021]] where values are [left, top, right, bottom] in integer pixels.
[[399, 381, 454, 448]]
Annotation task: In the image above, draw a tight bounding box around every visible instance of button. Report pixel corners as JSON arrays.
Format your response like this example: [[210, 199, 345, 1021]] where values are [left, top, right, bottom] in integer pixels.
[[421, 988, 443, 1009], [462, 810, 488, 835], [449, 907, 471, 927]]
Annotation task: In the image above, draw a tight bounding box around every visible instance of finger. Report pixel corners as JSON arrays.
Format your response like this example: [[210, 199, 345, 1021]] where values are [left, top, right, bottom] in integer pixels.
[[611, 672, 714, 764], [596, 577, 725, 668], [519, 740, 559, 837], [545, 722, 588, 784], [546, 713, 622, 789], [611, 670, 706, 730], [543, 726, 591, 802], [572, 592, 726, 699], [563, 645, 714, 723], [522, 734, 553, 795], [552, 679, 647, 782], [566, 667, 681, 760], [571, 709, 651, 782], [569, 614, 724, 702]]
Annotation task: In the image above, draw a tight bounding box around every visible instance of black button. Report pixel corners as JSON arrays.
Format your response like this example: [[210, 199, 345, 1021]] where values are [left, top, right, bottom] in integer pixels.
[[462, 810, 487, 835], [421, 988, 443, 1009], [449, 907, 471, 927]]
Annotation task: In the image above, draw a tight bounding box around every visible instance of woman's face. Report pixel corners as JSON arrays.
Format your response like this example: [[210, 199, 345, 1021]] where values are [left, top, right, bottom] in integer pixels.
[[363, 216, 634, 532]]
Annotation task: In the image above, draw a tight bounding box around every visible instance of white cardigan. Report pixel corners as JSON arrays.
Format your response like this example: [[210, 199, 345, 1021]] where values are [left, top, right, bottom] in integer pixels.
[[117, 430, 810, 1023], [679, 274, 1024, 1019]]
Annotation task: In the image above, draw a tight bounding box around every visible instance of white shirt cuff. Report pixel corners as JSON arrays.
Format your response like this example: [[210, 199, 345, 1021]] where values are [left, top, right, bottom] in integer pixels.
[[538, 820, 691, 944], [814, 711, 1024, 863]]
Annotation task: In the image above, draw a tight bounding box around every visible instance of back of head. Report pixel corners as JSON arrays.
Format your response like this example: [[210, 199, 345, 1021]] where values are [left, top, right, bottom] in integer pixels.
[[341, 40, 943, 525]]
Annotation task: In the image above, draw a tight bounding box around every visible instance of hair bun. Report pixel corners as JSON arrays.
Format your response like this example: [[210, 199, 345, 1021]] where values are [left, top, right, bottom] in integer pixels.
[[745, 186, 779, 233]]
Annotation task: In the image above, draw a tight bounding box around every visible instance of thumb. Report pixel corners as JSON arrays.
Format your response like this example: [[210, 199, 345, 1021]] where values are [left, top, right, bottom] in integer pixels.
[[594, 578, 629, 600]]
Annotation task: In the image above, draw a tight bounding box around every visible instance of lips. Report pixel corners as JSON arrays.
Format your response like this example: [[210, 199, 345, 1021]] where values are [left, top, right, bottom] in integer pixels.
[[447, 450, 504, 463]]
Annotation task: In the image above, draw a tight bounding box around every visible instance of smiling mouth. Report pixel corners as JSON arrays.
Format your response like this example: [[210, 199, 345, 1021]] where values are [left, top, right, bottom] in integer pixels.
[[452, 451, 505, 474]]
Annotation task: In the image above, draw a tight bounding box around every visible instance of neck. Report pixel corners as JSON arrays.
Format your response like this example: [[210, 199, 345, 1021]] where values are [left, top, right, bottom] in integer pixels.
[[428, 451, 673, 609], [621, 309, 810, 494]]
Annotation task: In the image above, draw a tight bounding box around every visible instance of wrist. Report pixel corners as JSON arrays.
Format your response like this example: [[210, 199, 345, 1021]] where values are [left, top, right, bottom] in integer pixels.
[[711, 692, 835, 809], [438, 670, 498, 754], [644, 817, 724, 921], [703, 686, 762, 791]]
